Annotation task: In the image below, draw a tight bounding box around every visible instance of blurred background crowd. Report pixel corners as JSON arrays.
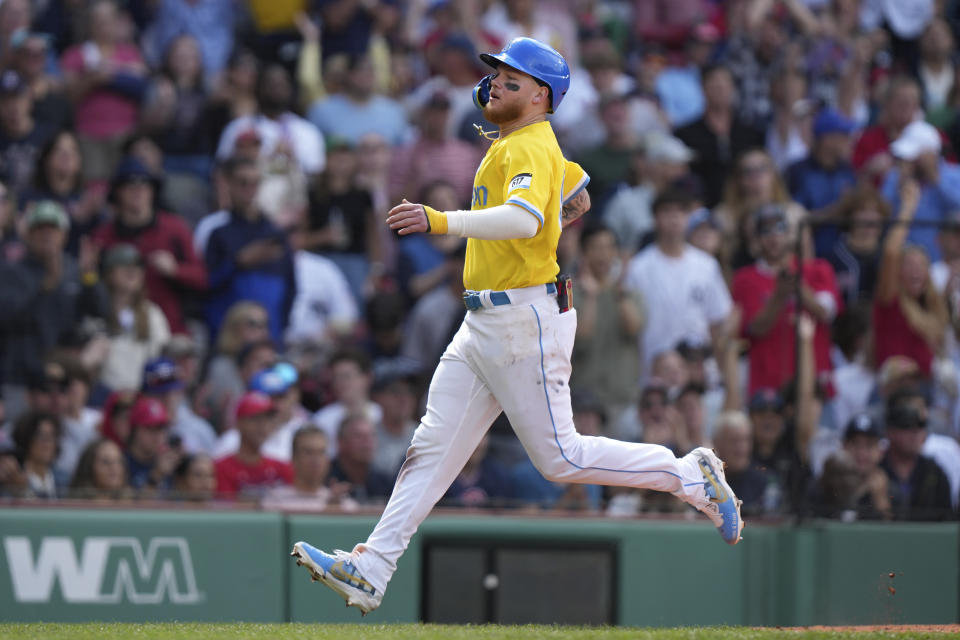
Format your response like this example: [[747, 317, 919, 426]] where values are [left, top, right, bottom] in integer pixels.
[[0, 0, 958, 522]]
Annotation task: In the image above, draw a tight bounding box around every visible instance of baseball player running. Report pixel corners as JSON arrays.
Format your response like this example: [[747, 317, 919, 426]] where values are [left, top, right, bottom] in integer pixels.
[[292, 37, 743, 615]]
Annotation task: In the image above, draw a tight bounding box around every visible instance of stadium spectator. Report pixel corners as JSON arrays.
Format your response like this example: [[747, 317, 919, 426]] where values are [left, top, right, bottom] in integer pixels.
[[0, 200, 100, 419], [92, 157, 207, 335], [852, 77, 923, 180], [786, 109, 859, 257], [370, 365, 418, 478], [214, 391, 292, 498], [400, 241, 466, 372], [203, 156, 296, 345], [824, 186, 889, 306], [143, 0, 236, 80], [873, 178, 947, 378], [576, 92, 637, 207], [214, 362, 307, 463], [217, 63, 325, 177], [395, 181, 464, 301], [139, 34, 213, 222], [711, 410, 778, 516], [765, 68, 811, 172], [329, 412, 393, 504], [96, 244, 170, 393], [625, 189, 732, 376], [716, 148, 808, 270], [390, 90, 481, 206], [308, 53, 409, 147], [0, 69, 56, 195], [198, 301, 269, 429], [285, 248, 359, 347], [603, 133, 694, 254], [314, 350, 382, 458], [881, 120, 960, 262], [60, 0, 147, 181], [203, 49, 259, 152], [9, 29, 71, 133], [10, 410, 61, 498], [171, 452, 216, 502], [55, 357, 102, 482], [732, 205, 840, 395], [885, 386, 960, 507], [262, 425, 357, 511], [69, 437, 129, 500], [655, 22, 718, 128], [301, 139, 379, 305], [830, 305, 877, 432], [21, 131, 102, 257], [571, 225, 644, 429], [812, 413, 889, 520], [142, 357, 215, 457], [749, 315, 819, 513], [125, 395, 180, 491], [930, 210, 960, 301], [916, 19, 955, 112], [98, 390, 136, 450], [675, 64, 764, 208], [881, 400, 953, 520]]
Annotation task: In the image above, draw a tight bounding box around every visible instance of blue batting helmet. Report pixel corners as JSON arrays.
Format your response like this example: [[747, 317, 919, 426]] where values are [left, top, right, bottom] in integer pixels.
[[477, 37, 570, 113]]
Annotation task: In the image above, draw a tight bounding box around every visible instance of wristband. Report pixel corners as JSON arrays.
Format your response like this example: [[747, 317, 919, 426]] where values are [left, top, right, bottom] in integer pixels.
[[423, 205, 448, 235]]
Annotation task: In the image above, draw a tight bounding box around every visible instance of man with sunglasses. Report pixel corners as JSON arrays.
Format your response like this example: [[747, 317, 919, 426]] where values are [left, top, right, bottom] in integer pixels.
[[731, 205, 841, 395], [882, 392, 954, 520]]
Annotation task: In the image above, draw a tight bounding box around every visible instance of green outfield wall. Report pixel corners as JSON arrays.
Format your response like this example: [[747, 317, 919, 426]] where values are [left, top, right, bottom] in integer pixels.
[[0, 508, 956, 626]]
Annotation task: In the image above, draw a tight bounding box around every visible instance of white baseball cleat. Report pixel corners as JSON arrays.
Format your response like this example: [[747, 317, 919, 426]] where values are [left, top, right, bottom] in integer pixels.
[[291, 541, 382, 615], [689, 447, 744, 545]]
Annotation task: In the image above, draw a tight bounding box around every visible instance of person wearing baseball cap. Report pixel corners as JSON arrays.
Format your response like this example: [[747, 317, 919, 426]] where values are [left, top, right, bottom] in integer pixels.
[[142, 356, 216, 456], [214, 391, 292, 498], [214, 362, 306, 463], [882, 118, 960, 262], [124, 395, 181, 490], [0, 198, 95, 421], [786, 108, 859, 256], [91, 156, 208, 335]]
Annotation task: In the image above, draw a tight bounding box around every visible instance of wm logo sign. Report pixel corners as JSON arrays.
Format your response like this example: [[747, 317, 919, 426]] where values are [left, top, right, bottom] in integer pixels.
[[4, 537, 203, 604]]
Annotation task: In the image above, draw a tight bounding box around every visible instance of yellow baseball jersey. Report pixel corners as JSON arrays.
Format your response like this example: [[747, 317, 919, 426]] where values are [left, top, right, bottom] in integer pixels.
[[464, 121, 588, 291]]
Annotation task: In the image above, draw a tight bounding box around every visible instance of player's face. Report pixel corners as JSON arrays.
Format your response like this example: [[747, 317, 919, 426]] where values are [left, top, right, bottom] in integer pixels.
[[484, 66, 546, 124]]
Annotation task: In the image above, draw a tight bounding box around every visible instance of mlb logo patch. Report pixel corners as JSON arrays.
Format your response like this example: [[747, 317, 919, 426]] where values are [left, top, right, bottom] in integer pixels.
[[509, 173, 533, 190]]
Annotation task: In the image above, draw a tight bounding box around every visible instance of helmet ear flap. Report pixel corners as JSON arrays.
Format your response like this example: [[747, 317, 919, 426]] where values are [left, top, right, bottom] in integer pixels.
[[473, 74, 493, 109]]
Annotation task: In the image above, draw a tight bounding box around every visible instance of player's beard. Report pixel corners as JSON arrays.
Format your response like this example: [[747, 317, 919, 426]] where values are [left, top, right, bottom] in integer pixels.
[[483, 99, 523, 124]]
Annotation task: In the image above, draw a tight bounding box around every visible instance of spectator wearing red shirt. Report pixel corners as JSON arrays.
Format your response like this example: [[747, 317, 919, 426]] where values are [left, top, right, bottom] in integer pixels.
[[92, 157, 207, 334], [214, 391, 292, 498], [873, 178, 948, 377], [852, 77, 921, 181], [732, 205, 841, 395], [60, 0, 147, 181]]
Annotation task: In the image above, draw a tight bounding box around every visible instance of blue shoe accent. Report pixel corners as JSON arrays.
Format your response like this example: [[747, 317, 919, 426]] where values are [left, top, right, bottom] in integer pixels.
[[291, 541, 382, 614], [693, 448, 744, 545]]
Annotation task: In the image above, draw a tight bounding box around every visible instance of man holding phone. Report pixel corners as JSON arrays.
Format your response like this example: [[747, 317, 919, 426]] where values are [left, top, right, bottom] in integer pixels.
[[203, 156, 297, 345], [731, 205, 842, 395]]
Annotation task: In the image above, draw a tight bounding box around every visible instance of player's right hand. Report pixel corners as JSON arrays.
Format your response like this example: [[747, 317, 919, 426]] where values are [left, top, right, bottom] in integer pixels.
[[387, 199, 429, 235]]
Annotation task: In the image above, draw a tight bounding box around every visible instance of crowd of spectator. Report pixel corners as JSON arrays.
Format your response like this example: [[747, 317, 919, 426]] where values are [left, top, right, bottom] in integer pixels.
[[0, 0, 959, 522]]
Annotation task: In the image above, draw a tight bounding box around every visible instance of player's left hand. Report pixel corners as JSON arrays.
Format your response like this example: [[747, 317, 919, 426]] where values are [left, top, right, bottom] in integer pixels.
[[387, 199, 429, 235]]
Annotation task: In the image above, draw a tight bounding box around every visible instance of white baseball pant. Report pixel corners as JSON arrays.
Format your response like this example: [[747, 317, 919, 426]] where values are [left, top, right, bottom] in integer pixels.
[[353, 285, 707, 593]]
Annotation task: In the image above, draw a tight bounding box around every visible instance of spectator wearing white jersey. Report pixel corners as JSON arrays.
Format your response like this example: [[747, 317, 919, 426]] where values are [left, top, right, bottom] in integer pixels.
[[624, 189, 733, 375]]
